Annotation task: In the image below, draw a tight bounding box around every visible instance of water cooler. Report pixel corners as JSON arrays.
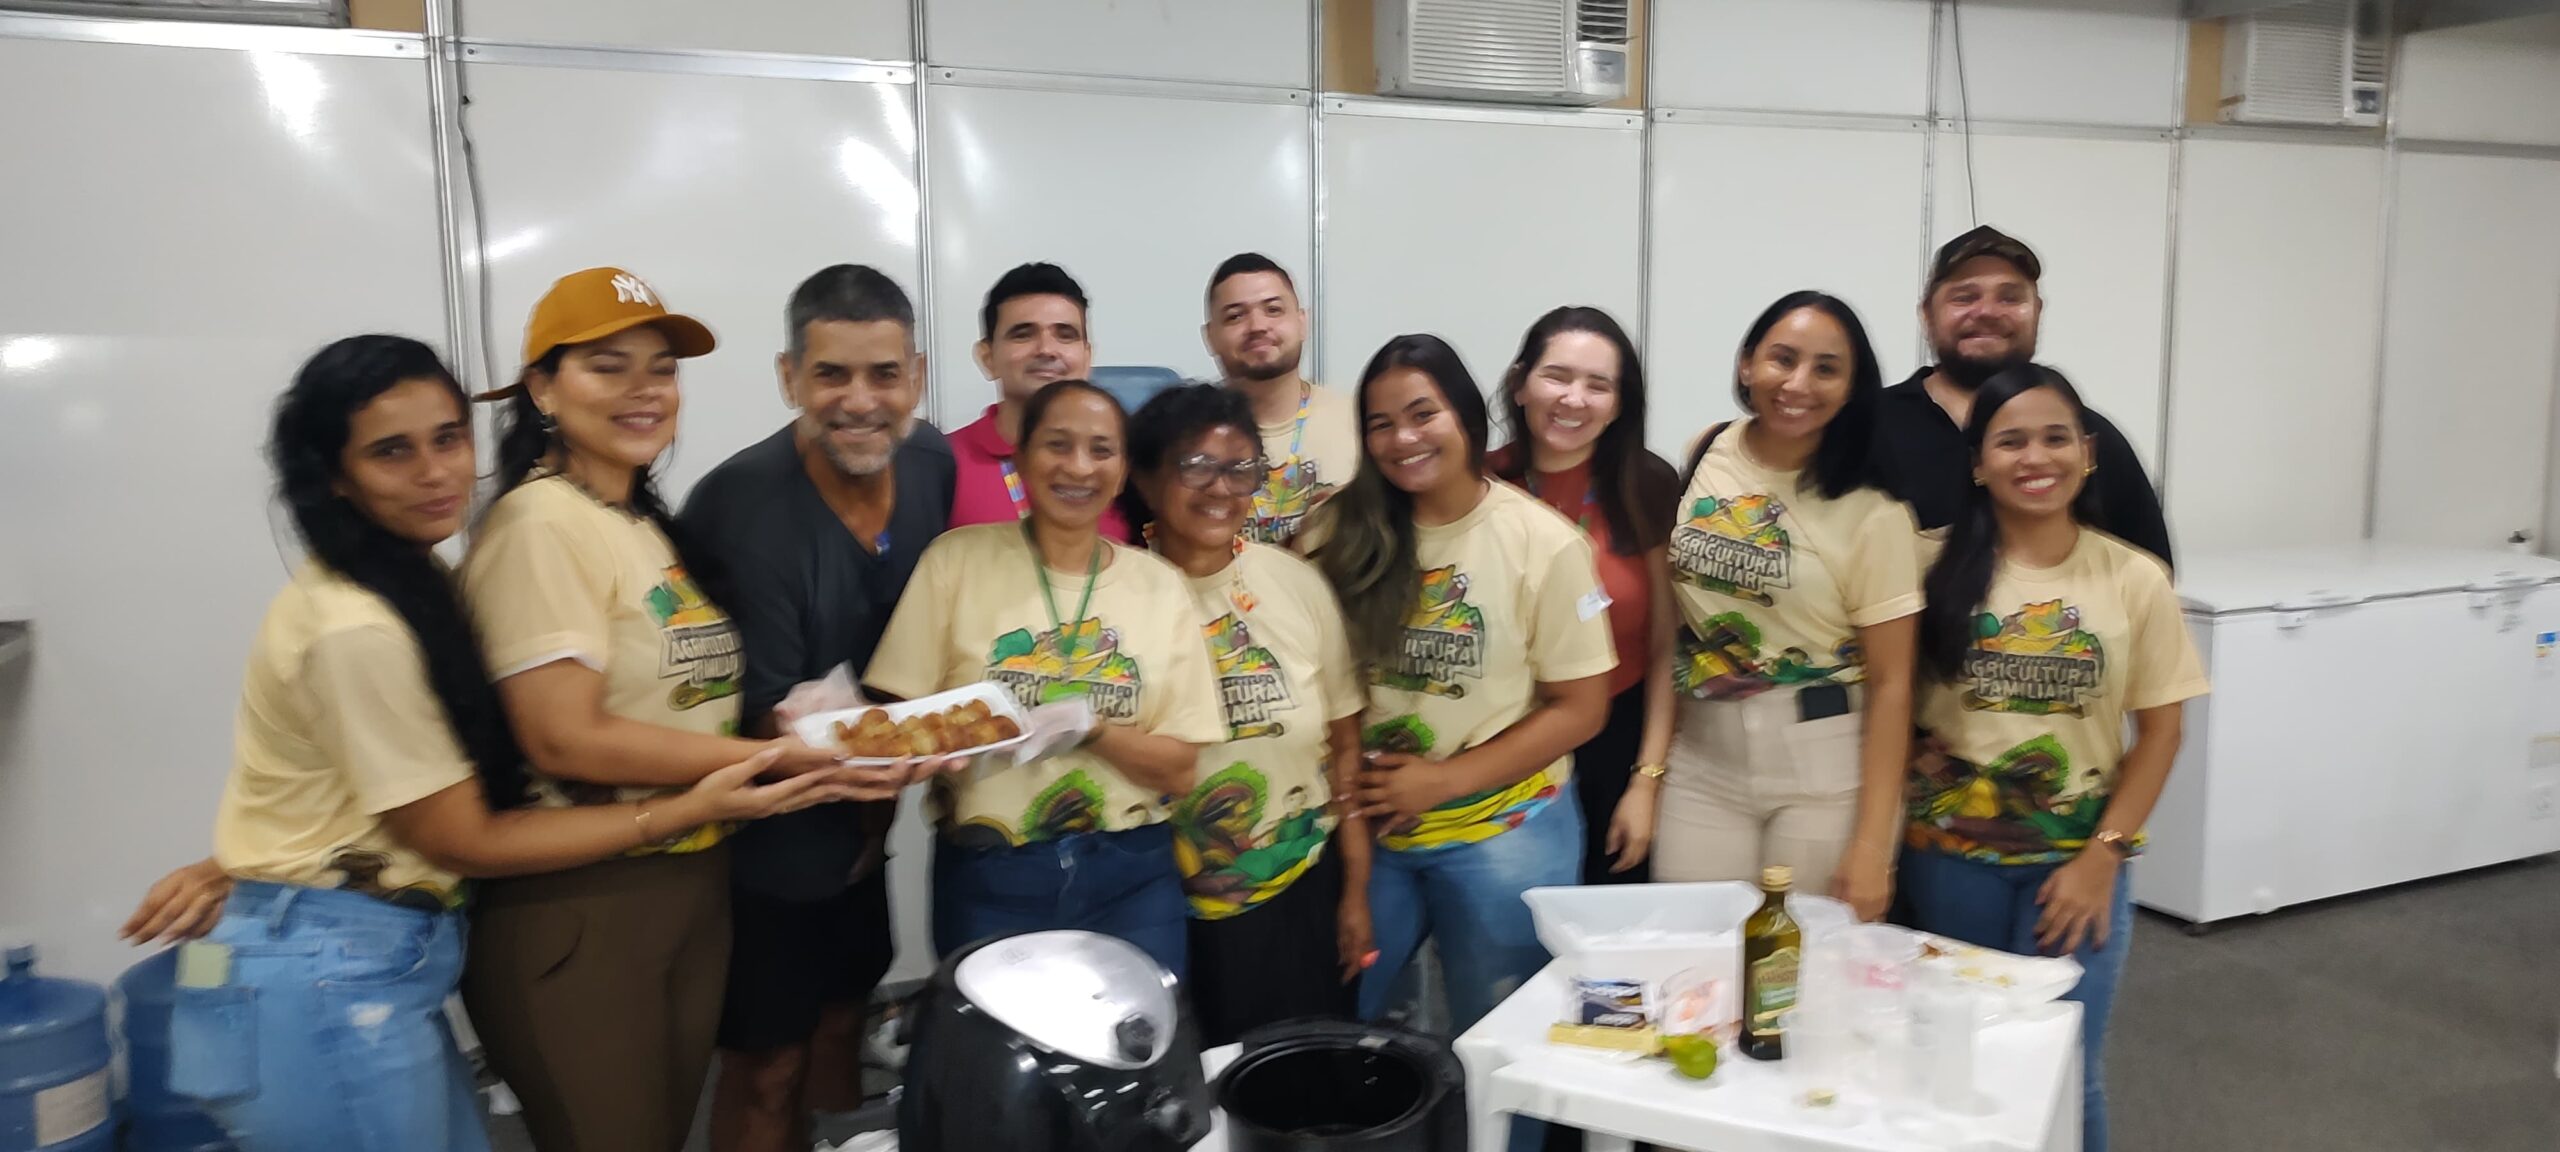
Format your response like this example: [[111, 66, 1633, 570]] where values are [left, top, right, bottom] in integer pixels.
[[0, 945, 114, 1152]]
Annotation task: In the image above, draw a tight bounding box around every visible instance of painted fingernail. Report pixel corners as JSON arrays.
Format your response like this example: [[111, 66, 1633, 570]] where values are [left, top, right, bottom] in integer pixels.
[[1360, 950, 1381, 969]]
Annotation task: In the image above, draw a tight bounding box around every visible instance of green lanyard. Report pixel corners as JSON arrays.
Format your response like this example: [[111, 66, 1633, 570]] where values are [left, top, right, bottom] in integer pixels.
[[1027, 521, 1104, 660]]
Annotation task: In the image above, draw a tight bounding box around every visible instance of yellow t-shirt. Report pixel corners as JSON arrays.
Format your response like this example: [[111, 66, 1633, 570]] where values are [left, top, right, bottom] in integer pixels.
[[1908, 530, 2210, 865], [213, 564, 476, 908], [461, 475, 742, 854], [1339, 481, 1618, 852], [1669, 418, 1923, 698], [1171, 542, 1365, 919], [865, 523, 1228, 846], [1245, 381, 1361, 547]]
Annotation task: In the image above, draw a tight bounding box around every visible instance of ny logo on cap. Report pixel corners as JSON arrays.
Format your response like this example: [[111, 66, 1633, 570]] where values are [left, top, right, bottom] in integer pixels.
[[611, 273, 658, 308]]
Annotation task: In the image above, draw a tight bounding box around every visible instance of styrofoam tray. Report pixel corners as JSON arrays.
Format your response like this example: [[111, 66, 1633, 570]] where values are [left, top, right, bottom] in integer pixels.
[[1914, 932, 2082, 1022], [790, 682, 1032, 767]]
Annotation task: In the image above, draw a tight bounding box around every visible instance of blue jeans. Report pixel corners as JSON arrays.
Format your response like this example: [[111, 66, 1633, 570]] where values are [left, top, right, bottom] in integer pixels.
[[932, 822, 1189, 979], [1898, 849, 2134, 1152], [169, 881, 486, 1152]]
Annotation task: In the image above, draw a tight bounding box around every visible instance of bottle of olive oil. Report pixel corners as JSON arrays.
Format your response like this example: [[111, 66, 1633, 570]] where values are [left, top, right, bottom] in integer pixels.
[[1740, 864, 1802, 1061]]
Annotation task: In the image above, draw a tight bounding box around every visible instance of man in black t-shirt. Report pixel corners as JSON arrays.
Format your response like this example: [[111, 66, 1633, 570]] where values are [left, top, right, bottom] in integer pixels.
[[683, 265, 955, 1152], [1874, 226, 2174, 568]]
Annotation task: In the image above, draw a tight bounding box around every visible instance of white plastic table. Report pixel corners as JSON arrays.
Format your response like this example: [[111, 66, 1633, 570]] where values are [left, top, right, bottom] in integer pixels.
[[1453, 963, 2084, 1152]]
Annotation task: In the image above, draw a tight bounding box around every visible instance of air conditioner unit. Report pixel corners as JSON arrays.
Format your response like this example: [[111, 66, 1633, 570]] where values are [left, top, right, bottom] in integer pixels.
[[2220, 0, 2388, 128], [1377, 0, 1631, 107]]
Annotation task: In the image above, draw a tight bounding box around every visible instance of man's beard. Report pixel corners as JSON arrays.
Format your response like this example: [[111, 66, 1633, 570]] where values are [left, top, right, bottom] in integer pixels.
[[1230, 344, 1302, 384], [816, 417, 905, 477], [1933, 341, 2030, 391]]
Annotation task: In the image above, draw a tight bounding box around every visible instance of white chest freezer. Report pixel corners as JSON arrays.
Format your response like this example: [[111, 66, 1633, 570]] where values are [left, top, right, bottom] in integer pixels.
[[2134, 544, 2560, 926]]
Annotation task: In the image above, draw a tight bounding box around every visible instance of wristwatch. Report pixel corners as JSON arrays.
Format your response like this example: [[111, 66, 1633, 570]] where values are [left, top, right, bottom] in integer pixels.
[[2093, 829, 2141, 859], [1635, 762, 1668, 781]]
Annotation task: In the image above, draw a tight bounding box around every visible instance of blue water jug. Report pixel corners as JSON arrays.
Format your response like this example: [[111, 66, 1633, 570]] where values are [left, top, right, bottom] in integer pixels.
[[110, 954, 230, 1152], [0, 945, 115, 1152]]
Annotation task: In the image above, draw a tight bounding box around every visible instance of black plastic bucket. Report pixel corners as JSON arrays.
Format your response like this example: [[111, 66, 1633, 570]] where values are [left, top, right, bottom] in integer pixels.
[[1214, 1021, 1464, 1151]]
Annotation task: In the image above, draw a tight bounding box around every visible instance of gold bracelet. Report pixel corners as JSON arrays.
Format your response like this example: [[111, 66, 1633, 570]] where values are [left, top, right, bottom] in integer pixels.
[[1635, 762, 1668, 781]]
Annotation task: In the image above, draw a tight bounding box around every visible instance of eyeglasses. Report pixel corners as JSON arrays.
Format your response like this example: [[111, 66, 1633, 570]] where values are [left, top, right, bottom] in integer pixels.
[[1174, 454, 1268, 494]]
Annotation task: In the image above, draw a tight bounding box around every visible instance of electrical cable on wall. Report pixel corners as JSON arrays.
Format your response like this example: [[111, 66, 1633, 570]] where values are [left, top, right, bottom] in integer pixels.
[[1950, 0, 1980, 227], [453, 4, 500, 396]]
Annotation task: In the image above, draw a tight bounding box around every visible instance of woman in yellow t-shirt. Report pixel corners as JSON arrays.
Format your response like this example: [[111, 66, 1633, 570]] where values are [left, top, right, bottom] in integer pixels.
[[1304, 334, 1617, 1035], [1122, 383, 1372, 1047], [120, 336, 847, 1152], [1654, 292, 1922, 922], [459, 270, 864, 1152], [1904, 365, 2206, 1152], [866, 380, 1226, 977]]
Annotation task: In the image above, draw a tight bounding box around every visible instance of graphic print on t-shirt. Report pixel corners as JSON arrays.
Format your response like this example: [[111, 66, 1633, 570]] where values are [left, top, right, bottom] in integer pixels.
[[1673, 611, 1858, 700], [986, 618, 1143, 719], [1960, 600, 2105, 717], [1670, 493, 1792, 607], [1204, 613, 1294, 741], [1375, 566, 1485, 697], [1907, 731, 2110, 862], [647, 565, 743, 712], [1173, 763, 1328, 913], [1247, 457, 1333, 545]]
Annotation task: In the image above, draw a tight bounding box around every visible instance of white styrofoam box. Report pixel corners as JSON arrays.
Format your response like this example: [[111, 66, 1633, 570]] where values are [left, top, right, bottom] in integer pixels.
[[2371, 151, 2560, 549], [1318, 104, 1642, 411], [2164, 137, 2386, 553], [925, 0, 1311, 88], [2393, 13, 2560, 149], [1646, 118, 1928, 460], [1930, 129, 2173, 470], [924, 81, 1313, 424], [459, 0, 913, 59], [1933, 0, 2182, 129], [0, 37, 445, 983], [1523, 882, 1761, 1014], [458, 61, 921, 501], [1649, 0, 1933, 117]]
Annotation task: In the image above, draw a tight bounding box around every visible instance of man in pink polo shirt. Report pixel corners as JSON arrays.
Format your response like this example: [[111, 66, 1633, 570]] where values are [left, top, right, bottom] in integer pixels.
[[947, 262, 1131, 540]]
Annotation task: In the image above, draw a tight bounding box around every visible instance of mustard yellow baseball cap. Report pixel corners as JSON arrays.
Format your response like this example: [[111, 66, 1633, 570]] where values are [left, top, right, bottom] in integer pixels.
[[477, 266, 717, 401]]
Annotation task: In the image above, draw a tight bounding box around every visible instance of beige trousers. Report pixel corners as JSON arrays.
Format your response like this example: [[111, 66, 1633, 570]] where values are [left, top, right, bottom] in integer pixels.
[[1650, 686, 1865, 896]]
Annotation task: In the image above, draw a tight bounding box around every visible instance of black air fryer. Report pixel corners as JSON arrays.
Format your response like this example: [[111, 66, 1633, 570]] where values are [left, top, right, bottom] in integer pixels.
[[1213, 1019, 1468, 1151], [898, 930, 1210, 1152]]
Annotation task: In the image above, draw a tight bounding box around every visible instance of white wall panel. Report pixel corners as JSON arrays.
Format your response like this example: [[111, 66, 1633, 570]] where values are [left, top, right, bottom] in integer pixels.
[[1930, 129, 2173, 470], [1933, 0, 2180, 129], [459, 0, 914, 60], [925, 82, 1313, 419], [2393, 14, 2560, 148], [1319, 107, 1643, 430], [1646, 118, 1928, 458], [2164, 137, 2385, 553], [925, 0, 1310, 88], [1649, 0, 1933, 117], [2372, 152, 2560, 549], [462, 63, 921, 500], [0, 36, 445, 984]]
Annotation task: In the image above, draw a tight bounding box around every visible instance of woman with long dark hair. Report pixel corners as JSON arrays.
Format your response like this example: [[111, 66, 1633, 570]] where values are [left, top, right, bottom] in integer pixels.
[[1904, 365, 2205, 1152], [1653, 292, 1919, 922], [866, 379, 1225, 976], [122, 335, 847, 1151], [1488, 306, 1680, 885], [1120, 384, 1372, 1046], [1304, 334, 1614, 1037], [457, 269, 856, 1152]]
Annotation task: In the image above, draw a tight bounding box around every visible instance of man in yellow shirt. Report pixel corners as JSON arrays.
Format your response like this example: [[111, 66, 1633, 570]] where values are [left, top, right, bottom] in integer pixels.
[[1201, 253, 1359, 545]]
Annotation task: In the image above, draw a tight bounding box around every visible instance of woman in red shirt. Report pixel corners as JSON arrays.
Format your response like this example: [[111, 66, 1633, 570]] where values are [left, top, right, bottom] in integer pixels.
[[1488, 306, 1681, 883]]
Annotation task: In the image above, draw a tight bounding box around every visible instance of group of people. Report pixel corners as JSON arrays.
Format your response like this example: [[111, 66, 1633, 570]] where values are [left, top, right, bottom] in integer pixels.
[[121, 224, 2203, 1152]]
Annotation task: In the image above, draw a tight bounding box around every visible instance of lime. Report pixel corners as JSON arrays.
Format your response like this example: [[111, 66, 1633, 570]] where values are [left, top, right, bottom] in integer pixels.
[[1663, 1033, 1719, 1080]]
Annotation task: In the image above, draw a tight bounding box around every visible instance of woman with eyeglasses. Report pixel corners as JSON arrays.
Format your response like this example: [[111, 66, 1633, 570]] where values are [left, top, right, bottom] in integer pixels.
[[1304, 335, 1614, 1040], [458, 269, 864, 1152], [866, 379, 1225, 976], [1487, 306, 1681, 886], [1905, 364, 2204, 1152], [1122, 384, 1372, 1046]]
